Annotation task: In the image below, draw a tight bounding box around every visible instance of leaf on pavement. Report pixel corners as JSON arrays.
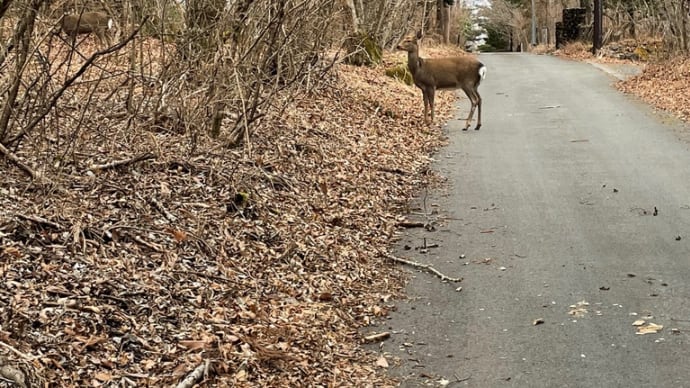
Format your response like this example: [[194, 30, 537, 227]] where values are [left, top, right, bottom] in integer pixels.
[[636, 323, 663, 335], [375, 356, 389, 368], [568, 301, 589, 317]]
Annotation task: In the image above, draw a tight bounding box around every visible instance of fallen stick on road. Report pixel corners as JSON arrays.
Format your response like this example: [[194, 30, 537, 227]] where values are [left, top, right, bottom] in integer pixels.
[[395, 221, 425, 228], [363, 332, 391, 343], [385, 254, 463, 282]]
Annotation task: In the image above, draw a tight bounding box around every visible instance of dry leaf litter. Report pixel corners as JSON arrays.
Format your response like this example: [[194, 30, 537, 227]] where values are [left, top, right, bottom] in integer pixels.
[[617, 56, 690, 122], [0, 39, 462, 387]]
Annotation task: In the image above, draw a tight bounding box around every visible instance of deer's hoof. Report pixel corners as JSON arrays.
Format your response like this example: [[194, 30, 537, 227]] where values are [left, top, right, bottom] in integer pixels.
[[474, 125, 481, 131], [462, 127, 469, 131]]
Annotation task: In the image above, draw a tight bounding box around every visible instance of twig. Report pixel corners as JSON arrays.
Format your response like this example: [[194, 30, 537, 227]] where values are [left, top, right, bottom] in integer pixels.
[[0, 142, 37, 179], [379, 166, 407, 175], [14, 213, 63, 230], [176, 360, 211, 388], [6, 20, 148, 146], [396, 221, 425, 228], [385, 254, 462, 282], [88, 152, 156, 172], [0, 341, 34, 361], [363, 332, 391, 343], [454, 373, 472, 383], [131, 235, 164, 252], [148, 196, 177, 222], [173, 270, 240, 285]]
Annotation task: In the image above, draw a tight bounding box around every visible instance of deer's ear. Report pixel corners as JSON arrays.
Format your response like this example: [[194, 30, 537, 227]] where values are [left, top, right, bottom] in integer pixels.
[[416, 30, 423, 40]]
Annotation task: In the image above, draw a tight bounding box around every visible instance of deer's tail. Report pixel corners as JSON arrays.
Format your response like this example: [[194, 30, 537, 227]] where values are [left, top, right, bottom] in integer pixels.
[[478, 64, 487, 81]]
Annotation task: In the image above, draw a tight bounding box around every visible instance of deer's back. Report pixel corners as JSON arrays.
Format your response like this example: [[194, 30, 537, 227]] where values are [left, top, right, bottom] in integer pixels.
[[419, 56, 483, 90], [62, 12, 110, 34]]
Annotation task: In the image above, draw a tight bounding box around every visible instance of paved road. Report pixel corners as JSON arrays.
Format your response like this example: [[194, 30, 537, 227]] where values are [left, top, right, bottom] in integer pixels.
[[381, 53, 690, 387]]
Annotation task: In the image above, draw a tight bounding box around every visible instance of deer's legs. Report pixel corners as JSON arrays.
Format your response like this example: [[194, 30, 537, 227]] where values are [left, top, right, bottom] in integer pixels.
[[96, 31, 111, 48], [428, 88, 436, 123], [462, 87, 482, 130], [461, 88, 473, 130], [473, 89, 482, 130], [422, 91, 430, 123], [422, 88, 435, 124]]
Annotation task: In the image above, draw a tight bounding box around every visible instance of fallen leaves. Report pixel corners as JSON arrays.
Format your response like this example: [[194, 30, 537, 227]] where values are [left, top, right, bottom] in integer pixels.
[[0, 46, 455, 386], [568, 301, 590, 318], [636, 323, 664, 335], [617, 56, 690, 122], [375, 355, 389, 368], [632, 315, 664, 335]]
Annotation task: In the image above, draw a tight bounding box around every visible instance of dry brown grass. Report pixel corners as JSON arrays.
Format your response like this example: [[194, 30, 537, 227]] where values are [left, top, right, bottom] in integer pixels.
[[530, 44, 555, 55], [554, 41, 594, 60]]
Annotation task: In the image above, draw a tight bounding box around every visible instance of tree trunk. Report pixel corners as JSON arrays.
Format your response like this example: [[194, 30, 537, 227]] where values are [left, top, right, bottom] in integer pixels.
[[434, 0, 450, 43], [184, 0, 225, 62], [344, 0, 359, 31], [342, 0, 381, 66], [442, 3, 450, 44], [423, 0, 434, 32], [0, 0, 45, 142], [682, 0, 689, 51]]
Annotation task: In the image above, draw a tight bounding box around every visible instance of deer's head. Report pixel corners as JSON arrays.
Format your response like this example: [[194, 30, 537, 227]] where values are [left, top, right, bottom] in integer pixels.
[[397, 31, 423, 52]]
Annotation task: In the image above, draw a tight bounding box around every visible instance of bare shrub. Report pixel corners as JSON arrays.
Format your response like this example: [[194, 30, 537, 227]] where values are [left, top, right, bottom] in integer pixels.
[[0, 0, 436, 183], [0, 0, 345, 180]]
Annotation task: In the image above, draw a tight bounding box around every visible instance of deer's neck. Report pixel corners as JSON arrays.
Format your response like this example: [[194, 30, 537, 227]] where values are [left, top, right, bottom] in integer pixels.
[[407, 49, 421, 75]]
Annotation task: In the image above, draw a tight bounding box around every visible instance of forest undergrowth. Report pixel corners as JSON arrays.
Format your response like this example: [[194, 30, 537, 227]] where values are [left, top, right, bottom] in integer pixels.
[[0, 37, 461, 387]]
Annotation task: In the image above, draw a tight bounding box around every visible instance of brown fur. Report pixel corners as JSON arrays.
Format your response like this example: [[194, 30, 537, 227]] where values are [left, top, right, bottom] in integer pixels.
[[61, 12, 112, 47], [397, 31, 485, 130]]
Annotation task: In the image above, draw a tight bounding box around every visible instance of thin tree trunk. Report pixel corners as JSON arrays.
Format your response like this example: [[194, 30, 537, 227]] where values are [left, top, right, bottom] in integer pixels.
[[682, 0, 689, 51], [344, 0, 359, 31], [442, 4, 450, 44], [0, 0, 44, 142]]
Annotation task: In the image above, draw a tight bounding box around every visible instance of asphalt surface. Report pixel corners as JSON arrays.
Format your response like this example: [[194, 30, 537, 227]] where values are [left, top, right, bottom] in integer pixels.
[[379, 53, 690, 387]]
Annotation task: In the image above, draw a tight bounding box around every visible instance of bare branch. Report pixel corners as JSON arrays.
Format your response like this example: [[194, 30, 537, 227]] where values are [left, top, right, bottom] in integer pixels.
[[87, 152, 156, 172], [385, 253, 463, 282]]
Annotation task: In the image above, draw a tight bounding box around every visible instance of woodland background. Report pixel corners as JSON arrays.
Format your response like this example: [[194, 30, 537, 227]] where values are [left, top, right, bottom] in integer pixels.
[[0, 0, 688, 386]]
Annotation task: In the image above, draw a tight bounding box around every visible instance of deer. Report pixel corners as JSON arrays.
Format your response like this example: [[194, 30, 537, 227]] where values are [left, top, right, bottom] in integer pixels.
[[60, 11, 113, 47], [397, 31, 486, 130]]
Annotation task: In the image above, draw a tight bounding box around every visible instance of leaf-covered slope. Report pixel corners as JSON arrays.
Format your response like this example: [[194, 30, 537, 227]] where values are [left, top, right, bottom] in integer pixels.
[[0, 48, 460, 386]]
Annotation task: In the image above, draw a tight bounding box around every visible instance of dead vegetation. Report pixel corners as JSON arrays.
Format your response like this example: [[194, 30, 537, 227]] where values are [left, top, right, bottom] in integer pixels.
[[0, 44, 455, 387], [0, 0, 465, 385], [617, 55, 690, 122]]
